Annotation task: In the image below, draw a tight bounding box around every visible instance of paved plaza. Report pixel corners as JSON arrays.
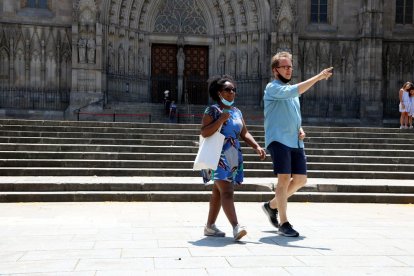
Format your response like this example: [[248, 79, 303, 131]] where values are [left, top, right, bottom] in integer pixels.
[[0, 201, 413, 275]]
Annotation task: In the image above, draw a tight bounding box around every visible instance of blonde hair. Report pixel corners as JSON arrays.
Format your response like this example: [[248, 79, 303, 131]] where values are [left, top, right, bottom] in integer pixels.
[[271, 51, 292, 70], [402, 81, 413, 91]]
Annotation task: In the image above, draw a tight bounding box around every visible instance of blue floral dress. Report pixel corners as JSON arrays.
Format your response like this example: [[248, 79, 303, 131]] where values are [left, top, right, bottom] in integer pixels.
[[201, 104, 244, 185]]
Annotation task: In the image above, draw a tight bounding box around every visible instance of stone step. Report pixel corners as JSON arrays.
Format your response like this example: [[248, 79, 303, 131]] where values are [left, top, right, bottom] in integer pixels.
[[1, 125, 414, 140], [0, 177, 412, 194], [0, 191, 412, 203], [0, 177, 411, 203], [1, 132, 413, 145], [2, 137, 414, 151], [1, 159, 412, 172], [1, 144, 414, 157], [0, 119, 411, 133], [1, 151, 413, 164], [1, 120, 414, 134], [0, 167, 413, 179]]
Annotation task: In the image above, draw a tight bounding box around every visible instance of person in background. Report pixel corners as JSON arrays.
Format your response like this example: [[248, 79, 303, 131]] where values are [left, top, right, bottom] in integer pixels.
[[164, 90, 171, 116], [399, 82, 412, 129], [169, 100, 177, 123], [408, 86, 414, 129], [200, 75, 266, 241], [261, 51, 333, 237]]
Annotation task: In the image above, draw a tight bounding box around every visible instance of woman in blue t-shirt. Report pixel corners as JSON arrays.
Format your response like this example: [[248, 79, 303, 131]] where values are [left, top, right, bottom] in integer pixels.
[[200, 75, 266, 241]]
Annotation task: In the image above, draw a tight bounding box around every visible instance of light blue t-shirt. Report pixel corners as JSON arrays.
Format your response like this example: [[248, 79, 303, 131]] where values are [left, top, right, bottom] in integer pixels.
[[263, 79, 304, 149]]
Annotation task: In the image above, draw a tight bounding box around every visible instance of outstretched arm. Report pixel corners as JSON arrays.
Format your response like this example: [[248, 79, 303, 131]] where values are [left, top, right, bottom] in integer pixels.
[[298, 67, 333, 94]]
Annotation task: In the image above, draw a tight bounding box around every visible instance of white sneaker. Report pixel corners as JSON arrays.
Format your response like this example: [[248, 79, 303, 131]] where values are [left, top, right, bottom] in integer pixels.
[[233, 224, 247, 241], [410, 125, 413, 129], [204, 224, 225, 237]]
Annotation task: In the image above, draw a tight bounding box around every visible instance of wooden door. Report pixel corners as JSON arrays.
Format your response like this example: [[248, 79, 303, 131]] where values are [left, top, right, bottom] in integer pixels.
[[183, 45, 208, 105], [151, 44, 209, 105], [151, 44, 177, 103]]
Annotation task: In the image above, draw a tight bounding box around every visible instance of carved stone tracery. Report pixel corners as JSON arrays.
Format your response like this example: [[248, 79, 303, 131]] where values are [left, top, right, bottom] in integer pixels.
[[154, 0, 207, 34]]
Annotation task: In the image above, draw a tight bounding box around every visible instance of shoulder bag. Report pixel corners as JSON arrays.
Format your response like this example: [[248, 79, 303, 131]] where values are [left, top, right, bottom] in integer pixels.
[[193, 125, 225, 170]]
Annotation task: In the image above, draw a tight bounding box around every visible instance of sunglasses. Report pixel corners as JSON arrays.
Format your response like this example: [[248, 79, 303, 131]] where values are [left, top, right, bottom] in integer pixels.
[[223, 87, 236, 93]]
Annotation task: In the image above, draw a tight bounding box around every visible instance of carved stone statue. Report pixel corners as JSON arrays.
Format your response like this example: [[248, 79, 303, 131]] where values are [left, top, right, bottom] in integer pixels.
[[240, 51, 248, 75], [108, 43, 114, 72], [128, 48, 134, 74], [177, 47, 185, 103], [229, 52, 236, 76], [137, 47, 144, 74], [218, 52, 225, 75], [78, 38, 86, 63], [87, 38, 95, 63], [252, 49, 259, 74], [177, 47, 185, 77], [119, 47, 125, 73]]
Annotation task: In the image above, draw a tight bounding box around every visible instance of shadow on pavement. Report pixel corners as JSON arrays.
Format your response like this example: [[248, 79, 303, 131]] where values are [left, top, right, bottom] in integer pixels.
[[189, 236, 261, 247], [260, 232, 331, 251]]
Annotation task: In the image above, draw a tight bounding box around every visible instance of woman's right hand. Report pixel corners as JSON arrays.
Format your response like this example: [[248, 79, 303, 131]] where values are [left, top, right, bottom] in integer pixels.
[[219, 112, 231, 123]]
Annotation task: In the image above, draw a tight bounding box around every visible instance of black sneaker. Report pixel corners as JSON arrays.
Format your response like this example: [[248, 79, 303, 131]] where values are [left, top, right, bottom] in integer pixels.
[[262, 202, 279, 228], [277, 222, 299, 237]]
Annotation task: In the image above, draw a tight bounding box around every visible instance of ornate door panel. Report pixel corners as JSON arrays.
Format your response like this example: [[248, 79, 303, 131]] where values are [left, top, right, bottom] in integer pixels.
[[183, 46, 208, 105], [151, 44, 177, 103], [151, 44, 208, 105]]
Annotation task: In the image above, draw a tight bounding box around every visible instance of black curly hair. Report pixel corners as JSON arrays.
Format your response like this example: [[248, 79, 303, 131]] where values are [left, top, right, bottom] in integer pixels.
[[207, 75, 235, 102]]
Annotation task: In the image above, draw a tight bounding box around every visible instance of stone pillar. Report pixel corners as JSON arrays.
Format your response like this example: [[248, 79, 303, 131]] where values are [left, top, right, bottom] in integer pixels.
[[358, 0, 384, 125], [67, 0, 103, 119]]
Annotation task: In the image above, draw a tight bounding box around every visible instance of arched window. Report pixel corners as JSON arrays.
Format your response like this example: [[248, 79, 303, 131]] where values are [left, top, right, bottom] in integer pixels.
[[27, 0, 48, 9], [396, 0, 413, 24], [310, 0, 328, 23]]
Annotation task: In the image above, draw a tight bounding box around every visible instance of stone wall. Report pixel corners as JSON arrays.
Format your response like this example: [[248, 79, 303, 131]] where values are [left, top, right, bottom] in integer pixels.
[[0, 0, 413, 125]]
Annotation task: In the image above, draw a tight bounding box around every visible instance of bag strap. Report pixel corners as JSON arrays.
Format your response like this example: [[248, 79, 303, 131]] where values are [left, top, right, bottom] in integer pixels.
[[209, 104, 223, 133]]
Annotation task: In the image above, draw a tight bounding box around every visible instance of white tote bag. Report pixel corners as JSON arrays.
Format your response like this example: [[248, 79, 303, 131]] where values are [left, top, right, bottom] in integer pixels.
[[193, 126, 225, 170]]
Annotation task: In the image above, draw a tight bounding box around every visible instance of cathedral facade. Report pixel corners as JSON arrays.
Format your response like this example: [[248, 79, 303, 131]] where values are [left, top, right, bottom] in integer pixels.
[[0, 0, 413, 124]]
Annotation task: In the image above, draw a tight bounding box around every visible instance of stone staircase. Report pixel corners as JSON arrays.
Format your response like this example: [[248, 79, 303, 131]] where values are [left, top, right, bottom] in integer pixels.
[[0, 119, 413, 203], [94, 102, 264, 125]]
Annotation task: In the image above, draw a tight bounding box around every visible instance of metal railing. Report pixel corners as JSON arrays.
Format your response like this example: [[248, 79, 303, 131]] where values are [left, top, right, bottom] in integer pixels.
[[0, 86, 70, 110], [300, 96, 360, 118], [76, 111, 152, 122]]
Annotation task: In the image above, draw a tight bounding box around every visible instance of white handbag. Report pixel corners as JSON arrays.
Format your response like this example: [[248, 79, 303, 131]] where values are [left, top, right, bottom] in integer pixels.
[[193, 126, 225, 170]]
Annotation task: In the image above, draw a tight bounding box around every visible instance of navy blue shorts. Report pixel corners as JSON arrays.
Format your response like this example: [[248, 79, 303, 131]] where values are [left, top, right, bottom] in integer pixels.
[[267, 141, 307, 175]]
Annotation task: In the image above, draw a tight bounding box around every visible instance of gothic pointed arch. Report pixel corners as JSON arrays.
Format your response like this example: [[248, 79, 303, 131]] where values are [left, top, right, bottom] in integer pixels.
[[143, 0, 214, 35]]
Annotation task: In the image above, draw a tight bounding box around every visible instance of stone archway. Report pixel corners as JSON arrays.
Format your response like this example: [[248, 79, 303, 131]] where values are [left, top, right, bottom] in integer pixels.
[[101, 0, 269, 106]]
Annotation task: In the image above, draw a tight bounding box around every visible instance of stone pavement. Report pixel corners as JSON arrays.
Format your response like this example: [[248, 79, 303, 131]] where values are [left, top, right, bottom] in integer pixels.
[[0, 201, 413, 275]]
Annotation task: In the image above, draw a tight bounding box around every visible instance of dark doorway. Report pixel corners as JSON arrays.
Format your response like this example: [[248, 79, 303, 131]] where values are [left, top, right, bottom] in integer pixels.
[[183, 45, 209, 105], [150, 44, 209, 105], [151, 44, 178, 103]]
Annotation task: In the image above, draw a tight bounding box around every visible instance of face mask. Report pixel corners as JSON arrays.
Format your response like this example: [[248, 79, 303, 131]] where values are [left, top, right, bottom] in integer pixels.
[[276, 69, 291, 84], [219, 95, 234, 106]]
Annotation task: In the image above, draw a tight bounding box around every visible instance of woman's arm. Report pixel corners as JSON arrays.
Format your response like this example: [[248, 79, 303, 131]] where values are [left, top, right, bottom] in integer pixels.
[[399, 89, 405, 108], [240, 119, 266, 160], [200, 112, 229, 138]]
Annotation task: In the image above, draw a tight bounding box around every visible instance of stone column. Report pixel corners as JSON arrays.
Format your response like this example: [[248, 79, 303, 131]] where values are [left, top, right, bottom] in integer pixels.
[[357, 0, 384, 125], [67, 0, 104, 120]]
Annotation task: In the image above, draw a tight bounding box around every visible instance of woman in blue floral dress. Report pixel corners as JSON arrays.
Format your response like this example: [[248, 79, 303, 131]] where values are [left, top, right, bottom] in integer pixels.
[[200, 75, 266, 241]]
